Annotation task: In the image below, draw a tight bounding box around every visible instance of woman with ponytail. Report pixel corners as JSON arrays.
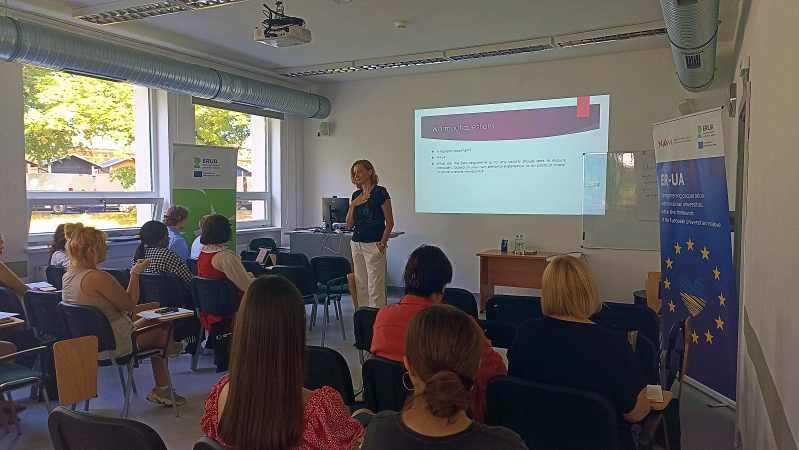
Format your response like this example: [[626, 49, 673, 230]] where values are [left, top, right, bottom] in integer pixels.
[[132, 221, 192, 287], [362, 304, 526, 450]]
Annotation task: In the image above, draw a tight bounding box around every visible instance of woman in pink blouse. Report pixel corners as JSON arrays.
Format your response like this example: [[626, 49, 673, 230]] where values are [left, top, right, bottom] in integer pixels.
[[201, 275, 364, 450]]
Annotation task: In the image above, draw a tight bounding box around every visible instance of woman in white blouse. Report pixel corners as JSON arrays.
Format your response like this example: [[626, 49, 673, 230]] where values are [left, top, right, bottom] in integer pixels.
[[49, 223, 71, 268]]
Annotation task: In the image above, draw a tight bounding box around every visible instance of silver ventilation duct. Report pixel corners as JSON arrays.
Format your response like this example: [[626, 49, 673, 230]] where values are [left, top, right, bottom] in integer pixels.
[[660, 0, 720, 92], [0, 16, 331, 118]]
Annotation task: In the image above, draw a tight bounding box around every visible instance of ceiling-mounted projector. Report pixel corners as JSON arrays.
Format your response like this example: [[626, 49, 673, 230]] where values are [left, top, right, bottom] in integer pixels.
[[254, 0, 311, 47]]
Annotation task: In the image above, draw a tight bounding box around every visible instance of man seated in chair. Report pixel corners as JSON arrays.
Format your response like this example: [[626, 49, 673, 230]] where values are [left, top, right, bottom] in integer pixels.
[[370, 245, 506, 422]]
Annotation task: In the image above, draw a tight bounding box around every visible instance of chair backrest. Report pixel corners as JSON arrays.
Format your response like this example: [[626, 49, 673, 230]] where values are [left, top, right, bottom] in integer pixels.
[[663, 319, 688, 389], [187, 259, 198, 275], [479, 319, 518, 349], [305, 346, 356, 405], [310, 256, 351, 285], [58, 302, 118, 354], [23, 291, 67, 341], [277, 252, 310, 268], [139, 273, 193, 308], [241, 260, 268, 277], [362, 356, 409, 412], [249, 237, 278, 252], [193, 437, 226, 450], [102, 268, 131, 288], [353, 307, 379, 353], [485, 295, 542, 326], [267, 265, 317, 296], [54, 336, 98, 406], [591, 301, 660, 351], [486, 376, 621, 450], [46, 265, 66, 290], [49, 406, 168, 450], [240, 250, 258, 262], [190, 277, 239, 316], [0, 286, 25, 316], [442, 288, 478, 319]]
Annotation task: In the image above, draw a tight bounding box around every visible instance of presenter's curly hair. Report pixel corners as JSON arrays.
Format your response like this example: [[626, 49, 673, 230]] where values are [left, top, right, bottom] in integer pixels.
[[64, 223, 107, 268], [351, 159, 379, 187]]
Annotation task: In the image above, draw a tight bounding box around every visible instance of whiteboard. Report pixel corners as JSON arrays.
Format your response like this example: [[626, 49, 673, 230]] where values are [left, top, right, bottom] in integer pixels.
[[581, 151, 660, 250]]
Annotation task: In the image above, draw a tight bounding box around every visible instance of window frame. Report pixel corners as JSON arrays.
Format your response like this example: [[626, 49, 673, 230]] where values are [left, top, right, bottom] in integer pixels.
[[25, 83, 161, 243], [192, 100, 274, 229]]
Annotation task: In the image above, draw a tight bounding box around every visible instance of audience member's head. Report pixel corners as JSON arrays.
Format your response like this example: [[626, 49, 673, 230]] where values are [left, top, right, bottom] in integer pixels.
[[134, 221, 169, 261], [64, 223, 107, 268], [541, 255, 600, 319], [219, 275, 306, 449], [404, 304, 483, 420], [163, 206, 189, 230], [351, 159, 379, 188], [403, 245, 453, 301], [50, 223, 70, 256], [200, 214, 232, 246]]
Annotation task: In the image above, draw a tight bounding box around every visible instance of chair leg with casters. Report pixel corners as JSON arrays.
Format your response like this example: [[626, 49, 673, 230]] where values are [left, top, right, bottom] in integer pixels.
[[84, 399, 90, 411], [164, 358, 180, 418], [321, 296, 329, 347], [191, 328, 205, 372], [335, 296, 346, 340], [121, 361, 134, 418]]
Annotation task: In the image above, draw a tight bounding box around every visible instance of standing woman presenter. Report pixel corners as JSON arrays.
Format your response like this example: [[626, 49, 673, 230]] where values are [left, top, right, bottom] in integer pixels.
[[347, 160, 394, 308]]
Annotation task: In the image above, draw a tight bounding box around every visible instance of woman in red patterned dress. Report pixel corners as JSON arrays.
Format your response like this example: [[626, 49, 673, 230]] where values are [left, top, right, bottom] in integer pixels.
[[201, 275, 364, 450]]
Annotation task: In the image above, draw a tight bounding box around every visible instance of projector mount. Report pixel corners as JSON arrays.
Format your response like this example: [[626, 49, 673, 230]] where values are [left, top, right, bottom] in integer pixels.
[[261, 1, 305, 37]]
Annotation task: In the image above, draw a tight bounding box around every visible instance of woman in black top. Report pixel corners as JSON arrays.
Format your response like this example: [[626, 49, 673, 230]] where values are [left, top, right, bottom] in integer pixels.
[[507, 256, 652, 448], [346, 160, 394, 308], [361, 304, 526, 450]]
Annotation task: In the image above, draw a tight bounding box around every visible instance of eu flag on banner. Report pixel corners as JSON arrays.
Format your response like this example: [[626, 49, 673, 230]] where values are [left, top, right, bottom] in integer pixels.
[[654, 109, 738, 401]]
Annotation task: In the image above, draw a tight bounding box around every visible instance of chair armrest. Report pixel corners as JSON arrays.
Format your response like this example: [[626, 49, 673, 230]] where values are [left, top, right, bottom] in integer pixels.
[[0, 346, 48, 364], [131, 322, 173, 355]]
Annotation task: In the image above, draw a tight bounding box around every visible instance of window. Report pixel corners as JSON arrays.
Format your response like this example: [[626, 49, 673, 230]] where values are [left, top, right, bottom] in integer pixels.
[[194, 104, 271, 228], [23, 66, 159, 235]]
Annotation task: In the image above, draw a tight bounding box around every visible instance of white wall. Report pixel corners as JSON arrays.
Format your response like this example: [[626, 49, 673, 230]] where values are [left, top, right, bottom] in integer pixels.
[[0, 62, 32, 274], [734, 0, 799, 448], [302, 47, 729, 300]]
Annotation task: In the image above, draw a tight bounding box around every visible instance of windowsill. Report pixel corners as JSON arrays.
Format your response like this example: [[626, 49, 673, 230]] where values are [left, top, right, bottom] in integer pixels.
[[236, 226, 281, 235], [26, 238, 140, 255]]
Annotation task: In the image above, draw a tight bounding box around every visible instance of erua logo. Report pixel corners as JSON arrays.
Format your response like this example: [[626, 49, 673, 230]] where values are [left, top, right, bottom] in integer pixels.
[[657, 138, 673, 149], [661, 172, 685, 187], [202, 158, 219, 164]]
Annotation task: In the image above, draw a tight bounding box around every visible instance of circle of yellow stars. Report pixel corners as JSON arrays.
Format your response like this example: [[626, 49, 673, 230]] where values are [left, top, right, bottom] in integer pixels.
[[663, 237, 729, 348]]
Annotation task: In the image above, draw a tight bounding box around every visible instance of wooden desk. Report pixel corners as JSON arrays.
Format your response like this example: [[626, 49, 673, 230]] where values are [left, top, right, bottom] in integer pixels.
[[477, 250, 558, 311], [0, 317, 25, 330]]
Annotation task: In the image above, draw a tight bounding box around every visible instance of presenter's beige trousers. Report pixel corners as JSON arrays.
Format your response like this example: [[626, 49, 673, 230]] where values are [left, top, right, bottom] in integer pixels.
[[350, 241, 387, 308]]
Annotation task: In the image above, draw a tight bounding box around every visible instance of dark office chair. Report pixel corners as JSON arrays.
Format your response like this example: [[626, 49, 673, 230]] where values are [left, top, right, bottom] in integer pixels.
[[443, 288, 479, 319], [249, 237, 278, 252], [266, 265, 322, 338], [193, 437, 225, 450], [485, 295, 542, 327], [102, 268, 131, 288], [592, 302, 662, 384], [58, 302, 176, 417], [139, 273, 200, 346], [362, 356, 409, 412], [46, 265, 66, 290], [353, 307, 379, 365], [486, 376, 623, 450], [310, 256, 351, 340], [305, 346, 358, 407], [663, 319, 689, 390], [49, 406, 167, 450], [23, 291, 67, 343], [277, 251, 310, 268], [187, 259, 198, 275], [191, 277, 240, 372], [241, 260, 268, 277]]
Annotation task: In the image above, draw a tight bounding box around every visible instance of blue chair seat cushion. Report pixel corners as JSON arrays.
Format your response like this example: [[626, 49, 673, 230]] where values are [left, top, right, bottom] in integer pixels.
[[0, 363, 42, 387]]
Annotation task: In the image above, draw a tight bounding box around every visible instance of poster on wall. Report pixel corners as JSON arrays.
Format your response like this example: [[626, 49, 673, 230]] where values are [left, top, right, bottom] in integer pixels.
[[172, 144, 238, 252], [653, 107, 738, 402]]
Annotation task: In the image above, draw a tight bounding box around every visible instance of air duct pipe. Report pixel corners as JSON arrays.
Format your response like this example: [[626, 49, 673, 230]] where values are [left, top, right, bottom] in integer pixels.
[[0, 16, 330, 118], [659, 0, 720, 91]]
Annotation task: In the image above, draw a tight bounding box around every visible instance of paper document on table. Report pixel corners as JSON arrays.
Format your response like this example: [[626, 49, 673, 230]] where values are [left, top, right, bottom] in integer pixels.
[[646, 384, 664, 402], [26, 282, 57, 291], [0, 312, 20, 320], [138, 308, 193, 320]]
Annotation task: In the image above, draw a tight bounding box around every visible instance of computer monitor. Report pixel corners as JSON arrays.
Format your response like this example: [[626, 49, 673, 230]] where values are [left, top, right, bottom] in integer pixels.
[[322, 197, 349, 226]]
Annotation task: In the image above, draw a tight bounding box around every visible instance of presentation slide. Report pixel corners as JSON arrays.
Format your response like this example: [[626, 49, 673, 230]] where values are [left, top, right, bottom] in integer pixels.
[[415, 95, 610, 215]]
